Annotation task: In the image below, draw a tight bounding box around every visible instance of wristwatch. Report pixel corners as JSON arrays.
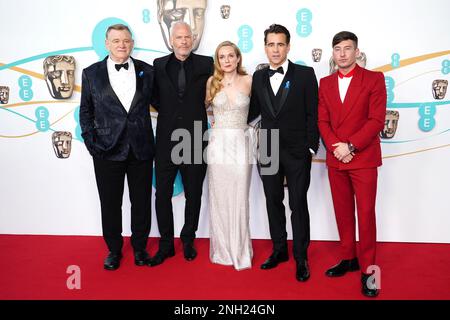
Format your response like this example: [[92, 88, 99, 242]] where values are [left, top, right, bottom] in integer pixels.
[[348, 142, 356, 153]]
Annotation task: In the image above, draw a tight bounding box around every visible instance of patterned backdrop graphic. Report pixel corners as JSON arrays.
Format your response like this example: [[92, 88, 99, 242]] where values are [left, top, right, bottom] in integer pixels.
[[1, 0, 449, 242]]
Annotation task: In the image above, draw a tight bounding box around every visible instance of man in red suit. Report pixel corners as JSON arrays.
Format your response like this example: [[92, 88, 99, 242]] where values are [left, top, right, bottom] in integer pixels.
[[318, 31, 386, 297]]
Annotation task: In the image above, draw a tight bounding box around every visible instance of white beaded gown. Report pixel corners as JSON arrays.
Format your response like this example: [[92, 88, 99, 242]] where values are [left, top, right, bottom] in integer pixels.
[[207, 90, 253, 270]]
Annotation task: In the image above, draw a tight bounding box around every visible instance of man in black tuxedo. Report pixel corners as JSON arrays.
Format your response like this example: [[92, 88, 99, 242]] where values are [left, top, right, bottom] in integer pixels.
[[79, 24, 155, 270], [149, 22, 213, 266], [248, 24, 319, 282]]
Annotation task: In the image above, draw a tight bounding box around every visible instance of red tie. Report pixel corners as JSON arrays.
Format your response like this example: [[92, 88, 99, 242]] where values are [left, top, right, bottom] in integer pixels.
[[338, 67, 356, 79]]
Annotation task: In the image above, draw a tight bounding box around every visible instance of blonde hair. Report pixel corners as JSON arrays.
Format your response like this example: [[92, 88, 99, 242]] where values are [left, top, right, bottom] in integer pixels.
[[208, 41, 247, 103]]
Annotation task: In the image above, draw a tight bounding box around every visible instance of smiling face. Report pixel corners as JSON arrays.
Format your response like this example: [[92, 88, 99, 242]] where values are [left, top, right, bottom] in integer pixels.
[[264, 33, 290, 68], [158, 0, 207, 52], [105, 29, 134, 63]]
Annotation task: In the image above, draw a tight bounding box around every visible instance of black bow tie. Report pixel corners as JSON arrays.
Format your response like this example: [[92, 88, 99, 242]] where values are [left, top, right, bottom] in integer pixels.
[[115, 62, 129, 71], [268, 66, 284, 77]]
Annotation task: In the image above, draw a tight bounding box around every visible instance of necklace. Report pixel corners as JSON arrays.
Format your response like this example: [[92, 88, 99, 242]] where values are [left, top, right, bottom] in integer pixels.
[[224, 74, 237, 87]]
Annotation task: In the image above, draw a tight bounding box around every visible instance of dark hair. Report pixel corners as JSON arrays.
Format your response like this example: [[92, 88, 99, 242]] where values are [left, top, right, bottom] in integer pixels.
[[264, 24, 290, 45], [332, 31, 358, 48], [106, 24, 132, 39]]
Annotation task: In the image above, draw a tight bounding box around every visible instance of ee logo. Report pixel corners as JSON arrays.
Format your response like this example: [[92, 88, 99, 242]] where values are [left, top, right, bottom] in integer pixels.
[[18, 75, 33, 101], [237, 25, 253, 53], [35, 106, 50, 132], [442, 59, 450, 75], [391, 53, 400, 68], [418, 105, 436, 132], [296, 8, 312, 37], [142, 9, 150, 23]]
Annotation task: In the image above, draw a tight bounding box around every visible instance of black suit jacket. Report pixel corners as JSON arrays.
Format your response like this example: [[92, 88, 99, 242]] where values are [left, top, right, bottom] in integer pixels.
[[79, 57, 155, 161], [248, 60, 319, 155], [152, 53, 213, 156]]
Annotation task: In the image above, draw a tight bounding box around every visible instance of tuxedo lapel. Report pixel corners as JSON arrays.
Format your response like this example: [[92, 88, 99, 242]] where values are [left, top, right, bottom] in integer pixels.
[[128, 57, 143, 113], [99, 57, 127, 114], [161, 54, 177, 93], [338, 64, 363, 125], [328, 73, 343, 124], [261, 70, 277, 118], [275, 61, 295, 116]]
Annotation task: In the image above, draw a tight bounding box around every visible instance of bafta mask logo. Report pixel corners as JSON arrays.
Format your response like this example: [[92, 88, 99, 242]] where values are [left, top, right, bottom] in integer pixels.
[[43, 55, 76, 99], [220, 5, 230, 19], [0, 86, 9, 104], [157, 0, 207, 52], [312, 48, 322, 62], [329, 51, 367, 74], [52, 131, 72, 158], [356, 52, 367, 68], [380, 110, 399, 139], [432, 79, 448, 100]]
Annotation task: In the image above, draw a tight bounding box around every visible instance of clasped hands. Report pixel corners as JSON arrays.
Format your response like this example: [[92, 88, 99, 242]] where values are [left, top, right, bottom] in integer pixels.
[[332, 142, 354, 163]]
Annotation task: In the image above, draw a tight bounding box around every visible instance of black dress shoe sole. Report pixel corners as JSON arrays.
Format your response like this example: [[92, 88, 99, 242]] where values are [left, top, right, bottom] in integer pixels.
[[104, 264, 120, 271], [362, 289, 379, 298], [148, 252, 175, 267], [135, 260, 151, 266], [325, 270, 357, 277], [325, 266, 360, 277], [260, 257, 289, 270], [260, 264, 276, 270], [184, 253, 197, 261], [296, 274, 310, 282]]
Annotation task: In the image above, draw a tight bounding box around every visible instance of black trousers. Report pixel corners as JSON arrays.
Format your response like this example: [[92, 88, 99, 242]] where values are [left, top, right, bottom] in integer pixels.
[[155, 152, 207, 253], [260, 148, 312, 261], [93, 151, 153, 253]]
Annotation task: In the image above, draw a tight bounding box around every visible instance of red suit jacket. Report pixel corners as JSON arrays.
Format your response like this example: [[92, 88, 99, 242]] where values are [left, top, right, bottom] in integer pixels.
[[318, 64, 386, 169]]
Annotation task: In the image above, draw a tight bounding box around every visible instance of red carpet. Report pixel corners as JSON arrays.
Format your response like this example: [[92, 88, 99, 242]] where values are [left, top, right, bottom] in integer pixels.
[[0, 235, 449, 300]]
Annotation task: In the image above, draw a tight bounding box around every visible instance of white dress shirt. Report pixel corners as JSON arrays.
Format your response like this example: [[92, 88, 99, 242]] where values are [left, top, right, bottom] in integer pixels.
[[269, 59, 289, 94], [338, 75, 353, 103], [107, 57, 136, 112]]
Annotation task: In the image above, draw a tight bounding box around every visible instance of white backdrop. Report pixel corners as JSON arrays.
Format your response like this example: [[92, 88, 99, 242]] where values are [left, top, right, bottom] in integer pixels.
[[1, 0, 449, 243]]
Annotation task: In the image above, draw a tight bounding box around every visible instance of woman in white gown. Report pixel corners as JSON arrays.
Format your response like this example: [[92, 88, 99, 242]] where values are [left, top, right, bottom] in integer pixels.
[[205, 41, 253, 270]]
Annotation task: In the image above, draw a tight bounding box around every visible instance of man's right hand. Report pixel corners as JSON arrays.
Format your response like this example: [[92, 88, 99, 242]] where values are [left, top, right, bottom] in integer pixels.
[[341, 153, 354, 164]]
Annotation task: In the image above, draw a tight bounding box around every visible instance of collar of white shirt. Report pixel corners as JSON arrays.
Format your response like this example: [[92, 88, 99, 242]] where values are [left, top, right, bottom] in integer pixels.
[[269, 59, 289, 75], [269, 59, 289, 94], [107, 56, 133, 72]]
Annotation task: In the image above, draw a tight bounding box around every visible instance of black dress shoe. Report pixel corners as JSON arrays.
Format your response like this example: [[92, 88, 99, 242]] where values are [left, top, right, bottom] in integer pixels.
[[104, 252, 122, 271], [148, 249, 175, 267], [183, 243, 197, 261], [296, 260, 310, 282], [134, 250, 152, 266], [260, 251, 289, 270], [361, 273, 379, 297], [325, 258, 360, 277]]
